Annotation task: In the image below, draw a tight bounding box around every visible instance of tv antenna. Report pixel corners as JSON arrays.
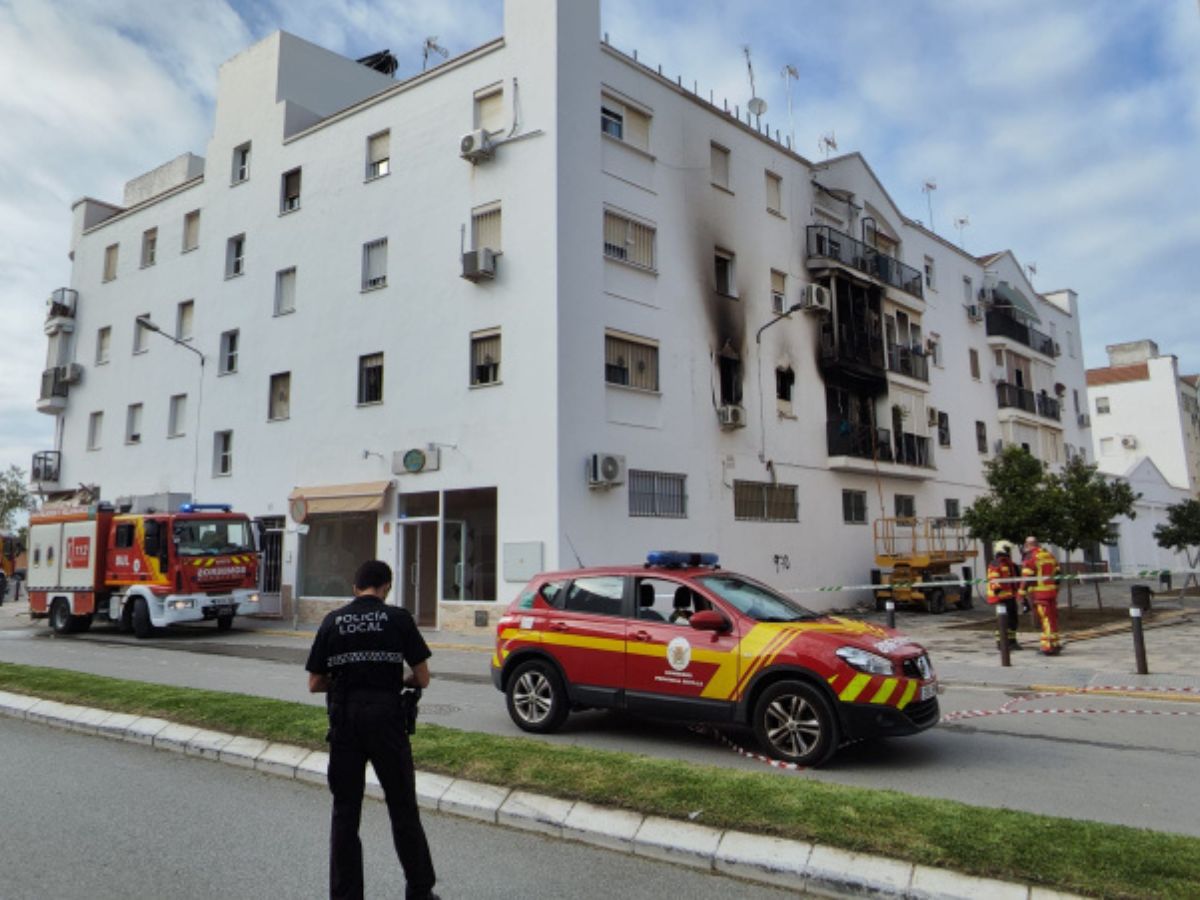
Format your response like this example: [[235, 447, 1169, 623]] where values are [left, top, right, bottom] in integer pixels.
[[1025, 261, 1038, 283], [818, 131, 838, 159], [781, 64, 799, 148], [953, 215, 970, 248], [922, 180, 938, 233], [422, 36, 448, 71], [743, 46, 768, 125]]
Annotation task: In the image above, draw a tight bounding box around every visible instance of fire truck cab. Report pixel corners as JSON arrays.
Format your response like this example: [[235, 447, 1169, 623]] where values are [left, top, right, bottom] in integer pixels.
[[28, 499, 260, 638]]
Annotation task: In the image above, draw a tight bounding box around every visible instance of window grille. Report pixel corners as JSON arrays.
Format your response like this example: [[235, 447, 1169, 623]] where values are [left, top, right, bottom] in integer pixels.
[[603, 211, 655, 268], [362, 238, 388, 289], [472, 206, 502, 252], [628, 470, 686, 518], [358, 353, 384, 404], [734, 480, 798, 522], [471, 332, 501, 385]]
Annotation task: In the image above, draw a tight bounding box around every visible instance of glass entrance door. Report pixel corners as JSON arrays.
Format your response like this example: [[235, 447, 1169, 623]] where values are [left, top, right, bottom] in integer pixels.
[[398, 521, 438, 628]]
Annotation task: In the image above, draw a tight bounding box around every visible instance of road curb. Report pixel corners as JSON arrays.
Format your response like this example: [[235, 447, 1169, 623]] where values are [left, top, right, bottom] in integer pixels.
[[0, 690, 1085, 899]]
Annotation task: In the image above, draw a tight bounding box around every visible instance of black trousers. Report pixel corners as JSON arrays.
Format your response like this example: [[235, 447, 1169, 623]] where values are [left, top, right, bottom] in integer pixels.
[[327, 694, 436, 900]]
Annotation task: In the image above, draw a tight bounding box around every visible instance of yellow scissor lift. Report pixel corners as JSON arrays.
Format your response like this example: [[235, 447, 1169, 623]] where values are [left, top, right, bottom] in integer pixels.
[[872, 517, 977, 614]]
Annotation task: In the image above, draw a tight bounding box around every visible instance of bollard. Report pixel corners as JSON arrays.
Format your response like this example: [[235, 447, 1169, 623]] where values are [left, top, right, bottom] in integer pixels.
[[885, 600, 895, 630], [996, 604, 1011, 667], [1130, 607, 1149, 675]]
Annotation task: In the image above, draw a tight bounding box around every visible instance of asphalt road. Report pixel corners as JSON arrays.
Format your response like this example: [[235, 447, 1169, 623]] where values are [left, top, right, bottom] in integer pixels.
[[0, 716, 796, 900], [3, 616, 1200, 837]]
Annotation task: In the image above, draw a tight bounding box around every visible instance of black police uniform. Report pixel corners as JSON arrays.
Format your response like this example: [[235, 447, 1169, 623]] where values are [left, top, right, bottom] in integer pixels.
[[306, 595, 436, 900]]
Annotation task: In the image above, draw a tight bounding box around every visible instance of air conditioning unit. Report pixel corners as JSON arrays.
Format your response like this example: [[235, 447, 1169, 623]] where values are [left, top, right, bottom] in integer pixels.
[[393, 446, 441, 475], [717, 404, 746, 430], [801, 283, 832, 313], [1077, 413, 1091, 428], [990, 367, 1007, 384], [461, 248, 497, 282], [58, 363, 84, 385], [1121, 435, 1138, 450], [587, 452, 626, 488], [460, 129, 495, 163], [966, 304, 983, 322]]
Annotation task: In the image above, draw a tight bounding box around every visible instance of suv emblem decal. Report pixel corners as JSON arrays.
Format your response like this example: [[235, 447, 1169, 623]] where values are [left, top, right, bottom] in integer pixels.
[[667, 636, 692, 671]]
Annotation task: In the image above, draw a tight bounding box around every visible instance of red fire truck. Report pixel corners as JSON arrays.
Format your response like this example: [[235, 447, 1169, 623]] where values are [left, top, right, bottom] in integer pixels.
[[27, 500, 260, 638]]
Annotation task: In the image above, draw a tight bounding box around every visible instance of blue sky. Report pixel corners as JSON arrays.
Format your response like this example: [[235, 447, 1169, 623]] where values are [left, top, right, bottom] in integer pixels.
[[2, 0, 1198, 480]]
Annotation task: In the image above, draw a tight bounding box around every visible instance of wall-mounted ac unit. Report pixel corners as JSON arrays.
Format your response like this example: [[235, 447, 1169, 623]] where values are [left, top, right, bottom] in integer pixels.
[[966, 304, 983, 322], [717, 404, 746, 430], [1121, 435, 1138, 450], [587, 452, 626, 488], [393, 446, 441, 475], [461, 248, 496, 282], [801, 283, 832, 313], [58, 363, 84, 385], [460, 129, 494, 163], [1077, 413, 1091, 428]]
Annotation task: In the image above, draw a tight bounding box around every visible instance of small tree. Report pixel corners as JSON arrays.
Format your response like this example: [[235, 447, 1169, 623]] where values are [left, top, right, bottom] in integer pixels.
[[1154, 498, 1200, 597], [962, 446, 1055, 548], [1043, 457, 1140, 608], [0, 466, 33, 532]]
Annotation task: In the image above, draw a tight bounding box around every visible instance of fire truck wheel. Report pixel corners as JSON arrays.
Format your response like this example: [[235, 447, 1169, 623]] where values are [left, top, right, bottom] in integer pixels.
[[927, 589, 946, 615], [505, 660, 568, 734], [753, 680, 838, 767], [216, 613, 234, 632], [50, 598, 76, 635], [131, 598, 153, 639]]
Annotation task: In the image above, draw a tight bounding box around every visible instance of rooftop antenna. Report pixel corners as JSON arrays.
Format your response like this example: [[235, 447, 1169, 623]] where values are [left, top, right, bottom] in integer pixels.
[[422, 36, 448, 71], [818, 131, 838, 160], [922, 180, 938, 233], [953, 215, 970, 249], [743, 46, 768, 126], [781, 64, 799, 149], [1025, 261, 1038, 284]]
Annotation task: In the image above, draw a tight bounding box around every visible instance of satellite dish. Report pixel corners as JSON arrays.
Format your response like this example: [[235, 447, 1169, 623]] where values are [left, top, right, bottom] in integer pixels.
[[748, 97, 768, 117]]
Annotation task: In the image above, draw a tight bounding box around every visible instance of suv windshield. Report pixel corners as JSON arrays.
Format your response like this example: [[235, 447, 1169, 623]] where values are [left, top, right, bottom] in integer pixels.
[[697, 575, 819, 622], [174, 518, 255, 557]]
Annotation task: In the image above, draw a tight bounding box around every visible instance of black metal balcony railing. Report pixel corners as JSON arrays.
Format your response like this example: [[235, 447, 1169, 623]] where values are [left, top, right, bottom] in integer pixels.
[[819, 321, 886, 372], [47, 287, 77, 319], [39, 367, 69, 401], [886, 344, 930, 382], [31, 450, 61, 483], [996, 382, 1062, 421], [984, 309, 1057, 357], [827, 421, 894, 462], [806, 225, 924, 300]]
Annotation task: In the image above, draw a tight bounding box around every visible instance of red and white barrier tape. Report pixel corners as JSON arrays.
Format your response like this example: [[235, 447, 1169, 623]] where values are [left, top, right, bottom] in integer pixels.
[[688, 724, 807, 771], [942, 685, 1200, 723]]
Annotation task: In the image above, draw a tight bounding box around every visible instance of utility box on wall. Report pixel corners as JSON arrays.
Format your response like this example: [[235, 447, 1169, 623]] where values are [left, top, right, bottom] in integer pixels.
[[503, 541, 543, 582]]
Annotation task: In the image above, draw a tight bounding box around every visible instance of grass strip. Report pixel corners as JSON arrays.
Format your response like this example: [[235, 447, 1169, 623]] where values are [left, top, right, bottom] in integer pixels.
[[2, 661, 1197, 899]]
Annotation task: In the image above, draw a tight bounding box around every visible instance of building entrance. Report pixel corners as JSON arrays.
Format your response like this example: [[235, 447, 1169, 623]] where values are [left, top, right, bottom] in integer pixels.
[[398, 520, 438, 628]]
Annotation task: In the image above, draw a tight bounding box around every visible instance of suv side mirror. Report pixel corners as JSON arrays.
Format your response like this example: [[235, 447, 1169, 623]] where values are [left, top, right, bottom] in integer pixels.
[[689, 610, 730, 633]]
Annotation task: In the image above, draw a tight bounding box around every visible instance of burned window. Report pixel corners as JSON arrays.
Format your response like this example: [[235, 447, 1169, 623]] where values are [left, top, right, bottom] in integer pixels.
[[775, 366, 795, 403], [718, 346, 742, 405]]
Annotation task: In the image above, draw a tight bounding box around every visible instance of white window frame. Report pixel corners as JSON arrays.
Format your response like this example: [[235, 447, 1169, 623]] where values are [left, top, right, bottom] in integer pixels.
[[268, 371, 291, 421], [87, 411, 103, 451], [219, 329, 239, 375], [275, 267, 297, 316], [366, 130, 390, 180], [280, 167, 301, 213], [362, 238, 388, 290], [474, 85, 504, 134], [471, 203, 502, 253], [714, 248, 736, 297], [765, 170, 783, 215], [213, 430, 233, 476], [770, 269, 786, 314], [125, 403, 143, 445], [168, 393, 187, 438], [1096, 396, 1110, 415], [603, 209, 656, 270], [604, 330, 659, 392], [628, 470, 687, 519], [95, 326, 111, 365], [182, 209, 200, 252], [710, 142, 731, 191], [103, 244, 119, 282], [175, 299, 194, 342], [231, 142, 251, 184], [842, 489, 867, 525], [470, 330, 501, 387], [357, 352, 384, 405], [140, 228, 157, 268], [226, 234, 245, 278], [600, 93, 650, 152], [133, 314, 150, 354]]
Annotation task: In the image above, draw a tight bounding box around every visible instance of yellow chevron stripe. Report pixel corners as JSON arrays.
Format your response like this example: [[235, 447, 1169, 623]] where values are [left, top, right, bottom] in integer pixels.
[[839, 673, 872, 702], [870, 678, 898, 705], [896, 680, 918, 709], [731, 627, 793, 698]]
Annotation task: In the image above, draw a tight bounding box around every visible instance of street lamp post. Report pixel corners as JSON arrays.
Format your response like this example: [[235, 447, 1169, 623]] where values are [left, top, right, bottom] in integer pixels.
[[756, 302, 805, 463], [135, 316, 205, 499]]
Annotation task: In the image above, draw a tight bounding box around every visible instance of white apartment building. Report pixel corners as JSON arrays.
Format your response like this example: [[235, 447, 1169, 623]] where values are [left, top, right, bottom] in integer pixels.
[[1087, 340, 1200, 494], [32, 0, 1093, 628]]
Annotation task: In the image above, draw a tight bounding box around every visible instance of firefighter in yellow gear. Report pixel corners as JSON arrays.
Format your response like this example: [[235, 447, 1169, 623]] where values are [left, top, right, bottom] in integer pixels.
[[986, 543, 1021, 649], [1019, 536, 1062, 655]]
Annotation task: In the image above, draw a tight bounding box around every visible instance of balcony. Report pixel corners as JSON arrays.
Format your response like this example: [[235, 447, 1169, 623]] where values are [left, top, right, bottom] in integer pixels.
[[36, 366, 73, 414], [44, 288, 77, 336], [985, 309, 1057, 357], [818, 320, 887, 392], [806, 225, 924, 300], [826, 422, 935, 480], [886, 344, 929, 382], [31, 450, 61, 485], [996, 382, 1061, 422]]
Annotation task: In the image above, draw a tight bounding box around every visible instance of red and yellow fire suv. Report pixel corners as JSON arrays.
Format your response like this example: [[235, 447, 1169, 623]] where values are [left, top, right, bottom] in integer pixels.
[[27, 500, 260, 638], [492, 552, 939, 767]]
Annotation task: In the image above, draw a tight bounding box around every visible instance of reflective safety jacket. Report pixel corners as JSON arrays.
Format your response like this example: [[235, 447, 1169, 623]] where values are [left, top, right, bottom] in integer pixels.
[[1020, 546, 1059, 602], [986, 557, 1017, 604]]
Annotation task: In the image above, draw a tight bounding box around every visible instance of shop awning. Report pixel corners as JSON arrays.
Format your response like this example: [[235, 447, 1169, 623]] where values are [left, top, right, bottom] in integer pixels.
[[991, 281, 1040, 323], [288, 480, 391, 517]]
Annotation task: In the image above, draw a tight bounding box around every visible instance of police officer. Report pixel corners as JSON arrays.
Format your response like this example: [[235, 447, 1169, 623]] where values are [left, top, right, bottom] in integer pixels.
[[306, 559, 438, 900]]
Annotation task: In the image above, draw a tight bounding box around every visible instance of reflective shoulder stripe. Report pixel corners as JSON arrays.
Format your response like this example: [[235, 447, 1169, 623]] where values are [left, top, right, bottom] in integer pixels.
[[327, 650, 405, 667]]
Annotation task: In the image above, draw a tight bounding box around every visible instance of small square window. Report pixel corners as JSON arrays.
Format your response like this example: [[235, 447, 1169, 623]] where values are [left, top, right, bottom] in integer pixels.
[[103, 244, 119, 282], [470, 331, 501, 386], [275, 267, 296, 315], [366, 130, 390, 179], [601, 103, 624, 140], [226, 234, 245, 278], [710, 143, 730, 190], [176, 300, 194, 341], [140, 228, 157, 268], [219, 329, 239, 374], [945, 498, 960, 521], [603, 210, 655, 269], [182, 210, 200, 252], [628, 470, 687, 518], [605, 331, 659, 391], [268, 372, 291, 420], [842, 489, 867, 525], [125, 403, 143, 444], [213, 430, 233, 476], [95, 326, 111, 365], [231, 142, 251, 183], [280, 168, 301, 213], [358, 353, 384, 404], [1096, 396, 1111, 414], [600, 95, 650, 152], [362, 238, 388, 290], [895, 494, 916, 518]]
